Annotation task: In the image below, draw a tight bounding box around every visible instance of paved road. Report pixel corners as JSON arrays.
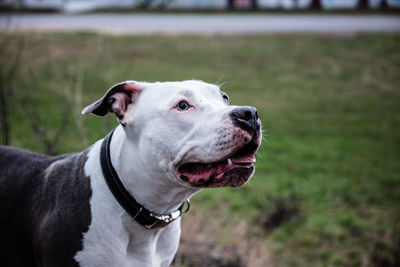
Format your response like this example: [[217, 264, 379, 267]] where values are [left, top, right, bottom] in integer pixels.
[[1, 13, 400, 34]]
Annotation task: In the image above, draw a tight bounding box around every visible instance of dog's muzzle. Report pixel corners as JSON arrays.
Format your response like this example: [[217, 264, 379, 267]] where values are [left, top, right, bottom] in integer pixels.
[[178, 106, 262, 188]]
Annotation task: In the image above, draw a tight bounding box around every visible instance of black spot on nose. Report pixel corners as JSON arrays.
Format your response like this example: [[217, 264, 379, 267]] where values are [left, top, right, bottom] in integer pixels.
[[230, 106, 260, 136]]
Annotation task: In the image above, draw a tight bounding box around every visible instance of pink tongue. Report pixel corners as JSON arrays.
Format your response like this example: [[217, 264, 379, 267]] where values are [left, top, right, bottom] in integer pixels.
[[230, 154, 256, 164]]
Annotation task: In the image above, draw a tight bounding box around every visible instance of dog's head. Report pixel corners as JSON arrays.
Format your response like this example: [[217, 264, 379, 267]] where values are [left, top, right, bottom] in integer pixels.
[[82, 80, 261, 188]]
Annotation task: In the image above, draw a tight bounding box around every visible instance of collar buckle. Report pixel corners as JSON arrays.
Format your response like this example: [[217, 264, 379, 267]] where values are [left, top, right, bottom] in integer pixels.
[[150, 210, 181, 223], [146, 200, 191, 228]]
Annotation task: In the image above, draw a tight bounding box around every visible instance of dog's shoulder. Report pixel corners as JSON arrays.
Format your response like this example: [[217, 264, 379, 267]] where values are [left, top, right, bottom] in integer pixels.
[[0, 145, 76, 186], [0, 145, 91, 209], [32, 149, 93, 266], [0, 146, 54, 190], [0, 145, 51, 165], [0, 146, 93, 267]]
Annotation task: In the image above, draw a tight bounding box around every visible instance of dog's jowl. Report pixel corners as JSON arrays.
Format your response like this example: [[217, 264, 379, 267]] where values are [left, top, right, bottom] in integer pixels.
[[0, 80, 261, 267]]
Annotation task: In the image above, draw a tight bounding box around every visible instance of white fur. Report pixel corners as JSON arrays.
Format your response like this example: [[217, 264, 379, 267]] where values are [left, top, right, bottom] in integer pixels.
[[75, 139, 181, 267]]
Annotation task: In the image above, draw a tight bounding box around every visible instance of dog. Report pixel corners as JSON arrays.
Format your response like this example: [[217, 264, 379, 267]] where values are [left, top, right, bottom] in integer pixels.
[[0, 80, 261, 267]]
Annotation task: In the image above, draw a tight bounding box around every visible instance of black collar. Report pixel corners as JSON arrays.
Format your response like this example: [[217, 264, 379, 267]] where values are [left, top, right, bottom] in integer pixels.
[[100, 128, 189, 229]]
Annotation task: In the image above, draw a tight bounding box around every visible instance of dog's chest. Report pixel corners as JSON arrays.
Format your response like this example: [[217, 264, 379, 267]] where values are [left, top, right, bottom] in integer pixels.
[[74, 141, 180, 267]]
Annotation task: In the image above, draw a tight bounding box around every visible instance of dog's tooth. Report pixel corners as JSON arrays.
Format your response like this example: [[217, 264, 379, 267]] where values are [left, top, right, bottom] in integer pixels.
[[227, 158, 232, 165]]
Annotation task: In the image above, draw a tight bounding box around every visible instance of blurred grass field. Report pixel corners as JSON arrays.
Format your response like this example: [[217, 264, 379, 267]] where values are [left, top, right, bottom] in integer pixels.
[[1, 32, 399, 266]]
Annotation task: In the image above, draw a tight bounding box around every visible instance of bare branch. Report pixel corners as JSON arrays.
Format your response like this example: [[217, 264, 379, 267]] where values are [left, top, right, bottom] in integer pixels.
[[21, 69, 71, 155], [5, 38, 24, 83], [0, 33, 24, 145]]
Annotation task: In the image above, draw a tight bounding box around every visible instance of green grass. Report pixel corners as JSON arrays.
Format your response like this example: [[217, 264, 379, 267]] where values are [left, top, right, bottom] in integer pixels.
[[1, 32, 399, 266]]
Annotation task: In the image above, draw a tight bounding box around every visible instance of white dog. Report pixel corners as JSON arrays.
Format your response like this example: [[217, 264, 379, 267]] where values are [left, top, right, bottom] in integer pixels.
[[0, 80, 261, 267]]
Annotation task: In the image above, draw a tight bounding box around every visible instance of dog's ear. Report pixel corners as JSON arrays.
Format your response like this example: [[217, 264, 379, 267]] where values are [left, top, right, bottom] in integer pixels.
[[81, 81, 142, 121]]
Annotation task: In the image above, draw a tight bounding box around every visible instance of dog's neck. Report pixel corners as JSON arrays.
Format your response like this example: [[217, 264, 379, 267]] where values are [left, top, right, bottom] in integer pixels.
[[109, 126, 199, 215]]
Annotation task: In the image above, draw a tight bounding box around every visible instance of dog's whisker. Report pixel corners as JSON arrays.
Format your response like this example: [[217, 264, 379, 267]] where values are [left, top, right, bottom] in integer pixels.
[[215, 76, 226, 88]]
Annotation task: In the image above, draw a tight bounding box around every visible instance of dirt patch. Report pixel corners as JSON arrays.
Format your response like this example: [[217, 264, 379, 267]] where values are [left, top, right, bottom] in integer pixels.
[[173, 209, 274, 267], [262, 195, 302, 233], [174, 240, 243, 267], [370, 221, 400, 267]]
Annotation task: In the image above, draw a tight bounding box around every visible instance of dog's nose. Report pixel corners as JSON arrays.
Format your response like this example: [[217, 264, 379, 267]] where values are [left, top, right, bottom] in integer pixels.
[[230, 106, 260, 135]]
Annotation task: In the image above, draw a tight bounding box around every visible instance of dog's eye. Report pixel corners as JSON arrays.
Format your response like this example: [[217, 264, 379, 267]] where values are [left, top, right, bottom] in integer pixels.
[[222, 94, 229, 104], [176, 101, 190, 111]]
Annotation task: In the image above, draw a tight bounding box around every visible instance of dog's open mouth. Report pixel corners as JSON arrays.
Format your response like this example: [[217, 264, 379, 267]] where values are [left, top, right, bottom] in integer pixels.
[[178, 138, 260, 188]]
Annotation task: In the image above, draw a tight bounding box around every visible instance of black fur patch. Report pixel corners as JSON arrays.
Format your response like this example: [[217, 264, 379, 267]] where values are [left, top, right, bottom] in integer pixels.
[[0, 146, 92, 267]]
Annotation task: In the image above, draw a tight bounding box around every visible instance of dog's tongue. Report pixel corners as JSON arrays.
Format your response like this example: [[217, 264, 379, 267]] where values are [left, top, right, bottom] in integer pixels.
[[179, 154, 256, 185], [230, 154, 256, 164]]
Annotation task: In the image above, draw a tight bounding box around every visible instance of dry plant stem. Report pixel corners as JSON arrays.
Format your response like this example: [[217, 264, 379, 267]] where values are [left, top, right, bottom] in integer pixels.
[[0, 35, 24, 145], [22, 69, 70, 155]]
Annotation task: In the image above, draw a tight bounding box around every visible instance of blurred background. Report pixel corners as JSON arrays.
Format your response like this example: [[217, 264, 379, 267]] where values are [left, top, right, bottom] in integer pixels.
[[1, 0, 400, 12], [1, 1, 400, 266]]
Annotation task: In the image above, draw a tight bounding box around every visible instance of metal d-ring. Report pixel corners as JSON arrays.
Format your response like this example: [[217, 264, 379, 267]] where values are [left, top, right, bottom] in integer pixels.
[[182, 199, 190, 213]]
